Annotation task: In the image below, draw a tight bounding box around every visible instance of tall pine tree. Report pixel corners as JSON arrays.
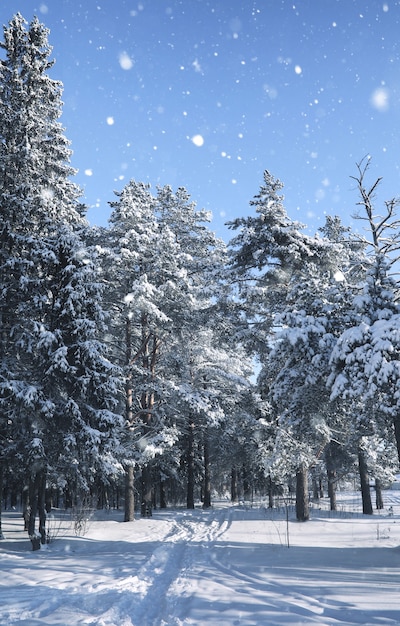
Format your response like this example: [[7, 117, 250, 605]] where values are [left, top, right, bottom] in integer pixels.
[[0, 14, 122, 547]]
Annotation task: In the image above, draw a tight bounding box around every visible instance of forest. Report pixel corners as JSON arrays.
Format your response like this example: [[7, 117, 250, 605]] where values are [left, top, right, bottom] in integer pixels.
[[1, 13, 400, 551]]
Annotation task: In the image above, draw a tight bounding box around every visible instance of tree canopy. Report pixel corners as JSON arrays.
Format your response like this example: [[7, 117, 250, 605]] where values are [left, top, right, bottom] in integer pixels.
[[1, 15, 400, 546]]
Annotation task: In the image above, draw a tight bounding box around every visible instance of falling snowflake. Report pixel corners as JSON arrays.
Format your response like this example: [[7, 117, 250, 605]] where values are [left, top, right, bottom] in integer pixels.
[[370, 87, 389, 111], [191, 134, 204, 147], [119, 52, 134, 70]]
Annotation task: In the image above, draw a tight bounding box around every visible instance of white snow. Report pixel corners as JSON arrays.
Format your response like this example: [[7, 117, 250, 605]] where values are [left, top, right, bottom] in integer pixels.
[[118, 52, 134, 71], [1, 492, 400, 625], [370, 87, 389, 112], [191, 135, 204, 147]]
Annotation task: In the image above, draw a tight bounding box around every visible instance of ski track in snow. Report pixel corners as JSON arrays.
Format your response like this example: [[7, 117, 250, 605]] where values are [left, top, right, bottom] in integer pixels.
[[1, 497, 400, 625], [130, 507, 232, 625], [0, 506, 232, 626]]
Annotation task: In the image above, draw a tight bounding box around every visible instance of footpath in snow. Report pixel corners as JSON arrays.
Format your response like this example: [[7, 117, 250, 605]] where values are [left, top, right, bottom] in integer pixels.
[[1, 494, 400, 625]]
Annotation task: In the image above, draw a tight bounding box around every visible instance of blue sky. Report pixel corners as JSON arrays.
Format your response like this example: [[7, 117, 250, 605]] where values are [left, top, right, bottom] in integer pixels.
[[2, 1, 400, 241]]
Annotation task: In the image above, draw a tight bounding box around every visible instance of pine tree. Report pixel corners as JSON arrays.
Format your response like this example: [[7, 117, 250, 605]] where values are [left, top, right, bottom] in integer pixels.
[[107, 181, 185, 518], [33, 228, 123, 494], [0, 14, 121, 547], [107, 180, 250, 514], [227, 170, 327, 376], [228, 170, 338, 519], [329, 160, 400, 463], [327, 160, 400, 513], [155, 185, 255, 510], [264, 253, 347, 519]]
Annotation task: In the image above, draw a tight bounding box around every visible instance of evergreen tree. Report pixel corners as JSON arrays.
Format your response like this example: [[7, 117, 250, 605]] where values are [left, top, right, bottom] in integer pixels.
[[106, 180, 251, 514], [0, 14, 121, 546], [107, 181, 190, 518], [33, 228, 123, 496], [265, 276, 334, 520], [227, 170, 321, 358], [228, 171, 339, 519], [156, 185, 263, 510], [329, 160, 400, 467], [156, 184, 240, 509], [265, 213, 370, 517]]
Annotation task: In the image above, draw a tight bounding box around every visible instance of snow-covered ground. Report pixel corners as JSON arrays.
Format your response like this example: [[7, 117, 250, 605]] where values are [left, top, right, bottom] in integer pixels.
[[1, 491, 400, 625]]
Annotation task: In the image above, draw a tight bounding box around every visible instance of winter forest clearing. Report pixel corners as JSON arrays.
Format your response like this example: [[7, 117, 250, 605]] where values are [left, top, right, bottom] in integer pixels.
[[4, 9, 400, 626], [1, 491, 400, 625]]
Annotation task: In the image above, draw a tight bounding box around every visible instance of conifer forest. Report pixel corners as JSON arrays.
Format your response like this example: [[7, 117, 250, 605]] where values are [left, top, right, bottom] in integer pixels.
[[2, 14, 400, 550]]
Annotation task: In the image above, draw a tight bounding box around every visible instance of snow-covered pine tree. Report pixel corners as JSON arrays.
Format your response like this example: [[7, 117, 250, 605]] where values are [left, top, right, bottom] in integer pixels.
[[108, 181, 190, 518], [155, 185, 256, 510], [228, 170, 335, 519], [329, 160, 400, 472], [0, 14, 122, 547], [89, 223, 139, 522], [33, 227, 124, 503], [264, 249, 348, 520], [107, 180, 246, 514], [227, 170, 321, 359]]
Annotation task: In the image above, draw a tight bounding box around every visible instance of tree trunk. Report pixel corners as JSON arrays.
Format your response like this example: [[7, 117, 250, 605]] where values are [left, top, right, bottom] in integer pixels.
[[393, 415, 400, 463], [295, 466, 309, 521], [267, 475, 274, 509], [325, 440, 339, 511], [45, 488, 53, 514], [312, 475, 319, 501], [375, 478, 384, 510], [231, 467, 238, 503], [159, 476, 167, 509], [0, 462, 4, 539], [124, 315, 135, 522], [38, 472, 47, 545], [203, 433, 211, 509], [22, 487, 30, 531], [125, 315, 133, 424], [28, 474, 41, 550], [138, 317, 158, 519], [141, 466, 153, 517], [358, 448, 373, 515], [124, 464, 135, 521], [27, 470, 47, 549], [327, 468, 337, 511], [186, 418, 195, 509], [242, 465, 251, 502]]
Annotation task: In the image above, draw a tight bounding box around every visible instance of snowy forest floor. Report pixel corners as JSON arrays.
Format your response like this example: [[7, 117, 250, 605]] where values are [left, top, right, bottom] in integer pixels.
[[1, 491, 400, 625]]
